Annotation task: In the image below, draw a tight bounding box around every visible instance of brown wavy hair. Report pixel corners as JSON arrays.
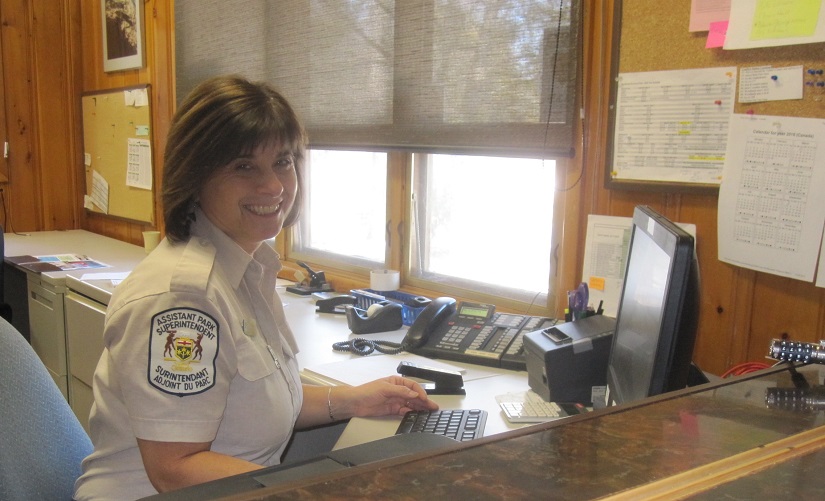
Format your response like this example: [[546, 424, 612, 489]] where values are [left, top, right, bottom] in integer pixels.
[[162, 75, 307, 242]]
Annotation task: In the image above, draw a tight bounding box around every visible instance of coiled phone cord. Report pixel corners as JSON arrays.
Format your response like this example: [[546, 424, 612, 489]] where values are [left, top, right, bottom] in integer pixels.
[[332, 338, 406, 356]]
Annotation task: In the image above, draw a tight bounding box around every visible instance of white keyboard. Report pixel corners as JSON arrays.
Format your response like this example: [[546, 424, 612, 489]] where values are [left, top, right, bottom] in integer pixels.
[[496, 391, 586, 423]]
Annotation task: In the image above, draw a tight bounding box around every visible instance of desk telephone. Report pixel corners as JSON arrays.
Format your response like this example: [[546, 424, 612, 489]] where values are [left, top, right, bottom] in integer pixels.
[[404, 297, 559, 371]]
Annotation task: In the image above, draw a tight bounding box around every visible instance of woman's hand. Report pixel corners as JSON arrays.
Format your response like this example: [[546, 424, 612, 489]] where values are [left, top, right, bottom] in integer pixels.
[[297, 376, 439, 429], [340, 375, 439, 418]]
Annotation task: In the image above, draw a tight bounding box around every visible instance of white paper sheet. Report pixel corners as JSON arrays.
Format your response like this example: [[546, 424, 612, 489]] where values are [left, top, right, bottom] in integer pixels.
[[581, 215, 633, 318], [612, 67, 737, 185], [718, 114, 825, 282], [690, 0, 732, 32], [91, 169, 109, 213], [126, 138, 153, 190], [738, 65, 804, 103]]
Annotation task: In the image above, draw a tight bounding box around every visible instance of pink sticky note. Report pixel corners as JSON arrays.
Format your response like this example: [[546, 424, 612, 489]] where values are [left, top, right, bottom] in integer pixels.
[[706, 20, 729, 48]]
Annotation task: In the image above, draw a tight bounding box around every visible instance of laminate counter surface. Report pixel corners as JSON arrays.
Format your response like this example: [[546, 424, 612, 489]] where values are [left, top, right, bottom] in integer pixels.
[[233, 365, 825, 500]]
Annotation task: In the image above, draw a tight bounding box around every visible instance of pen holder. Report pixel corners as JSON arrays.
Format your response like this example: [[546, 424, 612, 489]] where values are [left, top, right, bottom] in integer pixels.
[[565, 283, 602, 322]]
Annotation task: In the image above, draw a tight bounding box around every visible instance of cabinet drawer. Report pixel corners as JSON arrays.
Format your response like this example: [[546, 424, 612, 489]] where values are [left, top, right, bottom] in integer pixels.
[[65, 291, 107, 387], [28, 281, 67, 377], [70, 376, 94, 435]]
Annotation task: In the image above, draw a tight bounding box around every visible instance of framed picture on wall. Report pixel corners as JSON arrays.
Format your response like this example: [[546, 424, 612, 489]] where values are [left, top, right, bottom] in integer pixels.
[[101, 0, 144, 72]]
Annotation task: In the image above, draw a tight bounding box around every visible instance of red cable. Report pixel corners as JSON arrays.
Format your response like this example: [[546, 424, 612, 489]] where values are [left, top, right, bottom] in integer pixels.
[[721, 362, 771, 378]]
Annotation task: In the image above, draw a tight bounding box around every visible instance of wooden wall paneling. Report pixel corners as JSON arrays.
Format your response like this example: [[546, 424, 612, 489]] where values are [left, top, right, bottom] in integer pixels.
[[67, 0, 87, 233], [0, 0, 84, 233], [748, 275, 824, 361], [30, 1, 79, 230], [0, 0, 40, 232], [676, 194, 736, 374], [0, 11, 7, 185], [727, 268, 756, 367], [146, 0, 175, 238]]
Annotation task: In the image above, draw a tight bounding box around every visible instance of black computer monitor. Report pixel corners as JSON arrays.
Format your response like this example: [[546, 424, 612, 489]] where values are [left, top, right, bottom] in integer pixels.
[[605, 205, 701, 406]]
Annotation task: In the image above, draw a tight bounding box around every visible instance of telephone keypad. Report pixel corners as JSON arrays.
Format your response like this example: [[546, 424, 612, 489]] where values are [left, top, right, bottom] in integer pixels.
[[418, 301, 560, 371]]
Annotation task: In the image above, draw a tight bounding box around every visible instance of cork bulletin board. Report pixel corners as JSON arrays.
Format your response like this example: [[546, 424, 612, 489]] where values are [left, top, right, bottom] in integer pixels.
[[81, 85, 155, 223], [605, 0, 825, 193]]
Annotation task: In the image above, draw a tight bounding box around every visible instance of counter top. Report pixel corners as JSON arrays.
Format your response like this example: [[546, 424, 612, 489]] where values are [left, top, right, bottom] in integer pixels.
[[213, 364, 825, 500], [4, 230, 145, 290]]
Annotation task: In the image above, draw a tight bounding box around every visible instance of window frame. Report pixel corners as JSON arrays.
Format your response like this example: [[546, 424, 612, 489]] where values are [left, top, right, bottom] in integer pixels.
[[285, 149, 393, 272], [279, 150, 567, 317]]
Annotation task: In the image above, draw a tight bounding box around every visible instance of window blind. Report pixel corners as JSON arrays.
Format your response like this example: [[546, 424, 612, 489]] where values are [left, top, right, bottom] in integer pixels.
[[175, 0, 581, 158]]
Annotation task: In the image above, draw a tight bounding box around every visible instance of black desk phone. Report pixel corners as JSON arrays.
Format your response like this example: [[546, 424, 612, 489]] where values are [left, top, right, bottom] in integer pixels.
[[404, 297, 558, 371]]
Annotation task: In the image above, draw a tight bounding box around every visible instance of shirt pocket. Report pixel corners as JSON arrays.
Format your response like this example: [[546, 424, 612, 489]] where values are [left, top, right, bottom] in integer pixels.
[[234, 335, 275, 382]]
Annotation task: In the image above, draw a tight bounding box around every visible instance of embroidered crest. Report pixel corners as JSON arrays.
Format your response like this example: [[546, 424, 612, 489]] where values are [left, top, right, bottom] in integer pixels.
[[149, 308, 219, 396]]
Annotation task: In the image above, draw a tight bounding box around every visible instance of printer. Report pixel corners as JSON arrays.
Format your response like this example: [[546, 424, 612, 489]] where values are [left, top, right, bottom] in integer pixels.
[[523, 315, 616, 405]]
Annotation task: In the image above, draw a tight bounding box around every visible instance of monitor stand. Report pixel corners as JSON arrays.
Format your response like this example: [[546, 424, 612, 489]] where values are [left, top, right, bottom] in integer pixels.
[[687, 362, 711, 387]]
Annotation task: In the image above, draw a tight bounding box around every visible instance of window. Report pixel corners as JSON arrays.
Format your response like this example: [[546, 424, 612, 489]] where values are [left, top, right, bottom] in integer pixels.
[[175, 0, 580, 312], [408, 154, 555, 305], [290, 149, 560, 312], [290, 150, 388, 269]]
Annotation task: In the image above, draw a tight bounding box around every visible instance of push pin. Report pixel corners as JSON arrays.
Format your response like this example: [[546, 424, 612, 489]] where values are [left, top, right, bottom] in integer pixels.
[[714, 100, 722, 105], [746, 109, 755, 115], [771, 75, 778, 81]]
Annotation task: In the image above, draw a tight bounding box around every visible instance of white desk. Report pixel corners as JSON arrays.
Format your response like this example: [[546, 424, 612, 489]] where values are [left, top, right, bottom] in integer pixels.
[[3, 230, 146, 429], [3, 230, 146, 286], [279, 291, 535, 450], [3, 230, 535, 451]]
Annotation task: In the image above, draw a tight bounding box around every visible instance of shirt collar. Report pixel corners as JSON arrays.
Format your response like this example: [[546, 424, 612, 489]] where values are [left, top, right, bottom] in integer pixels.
[[190, 208, 283, 288]]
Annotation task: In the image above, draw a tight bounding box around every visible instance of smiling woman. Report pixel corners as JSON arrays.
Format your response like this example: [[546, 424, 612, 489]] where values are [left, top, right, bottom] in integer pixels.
[[160, 76, 307, 245], [198, 145, 298, 254], [73, 75, 439, 500]]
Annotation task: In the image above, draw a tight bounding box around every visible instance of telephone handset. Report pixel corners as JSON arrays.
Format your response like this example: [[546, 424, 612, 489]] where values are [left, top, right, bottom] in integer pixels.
[[332, 297, 457, 356], [402, 297, 457, 349], [334, 295, 556, 370], [403, 299, 559, 370]]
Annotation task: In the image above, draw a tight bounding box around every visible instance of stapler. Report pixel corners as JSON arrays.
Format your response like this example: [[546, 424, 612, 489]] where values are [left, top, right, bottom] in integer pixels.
[[316, 295, 357, 314], [286, 261, 333, 295], [397, 361, 465, 395]]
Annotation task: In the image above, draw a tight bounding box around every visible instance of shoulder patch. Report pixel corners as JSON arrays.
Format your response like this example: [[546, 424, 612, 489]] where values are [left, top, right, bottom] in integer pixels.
[[148, 307, 219, 396]]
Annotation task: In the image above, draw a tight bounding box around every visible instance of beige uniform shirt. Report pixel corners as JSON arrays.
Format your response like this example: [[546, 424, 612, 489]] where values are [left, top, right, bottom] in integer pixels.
[[74, 210, 302, 500]]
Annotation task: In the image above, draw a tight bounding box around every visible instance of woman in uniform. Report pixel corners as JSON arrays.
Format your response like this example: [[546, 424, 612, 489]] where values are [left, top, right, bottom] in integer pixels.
[[74, 75, 437, 500]]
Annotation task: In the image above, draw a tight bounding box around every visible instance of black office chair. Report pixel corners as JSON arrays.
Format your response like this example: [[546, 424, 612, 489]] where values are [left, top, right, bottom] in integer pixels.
[[0, 224, 12, 322], [0, 316, 93, 500]]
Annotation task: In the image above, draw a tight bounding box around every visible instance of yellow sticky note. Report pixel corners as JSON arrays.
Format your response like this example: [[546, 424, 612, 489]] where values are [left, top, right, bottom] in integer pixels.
[[589, 276, 606, 292], [751, 0, 821, 40]]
